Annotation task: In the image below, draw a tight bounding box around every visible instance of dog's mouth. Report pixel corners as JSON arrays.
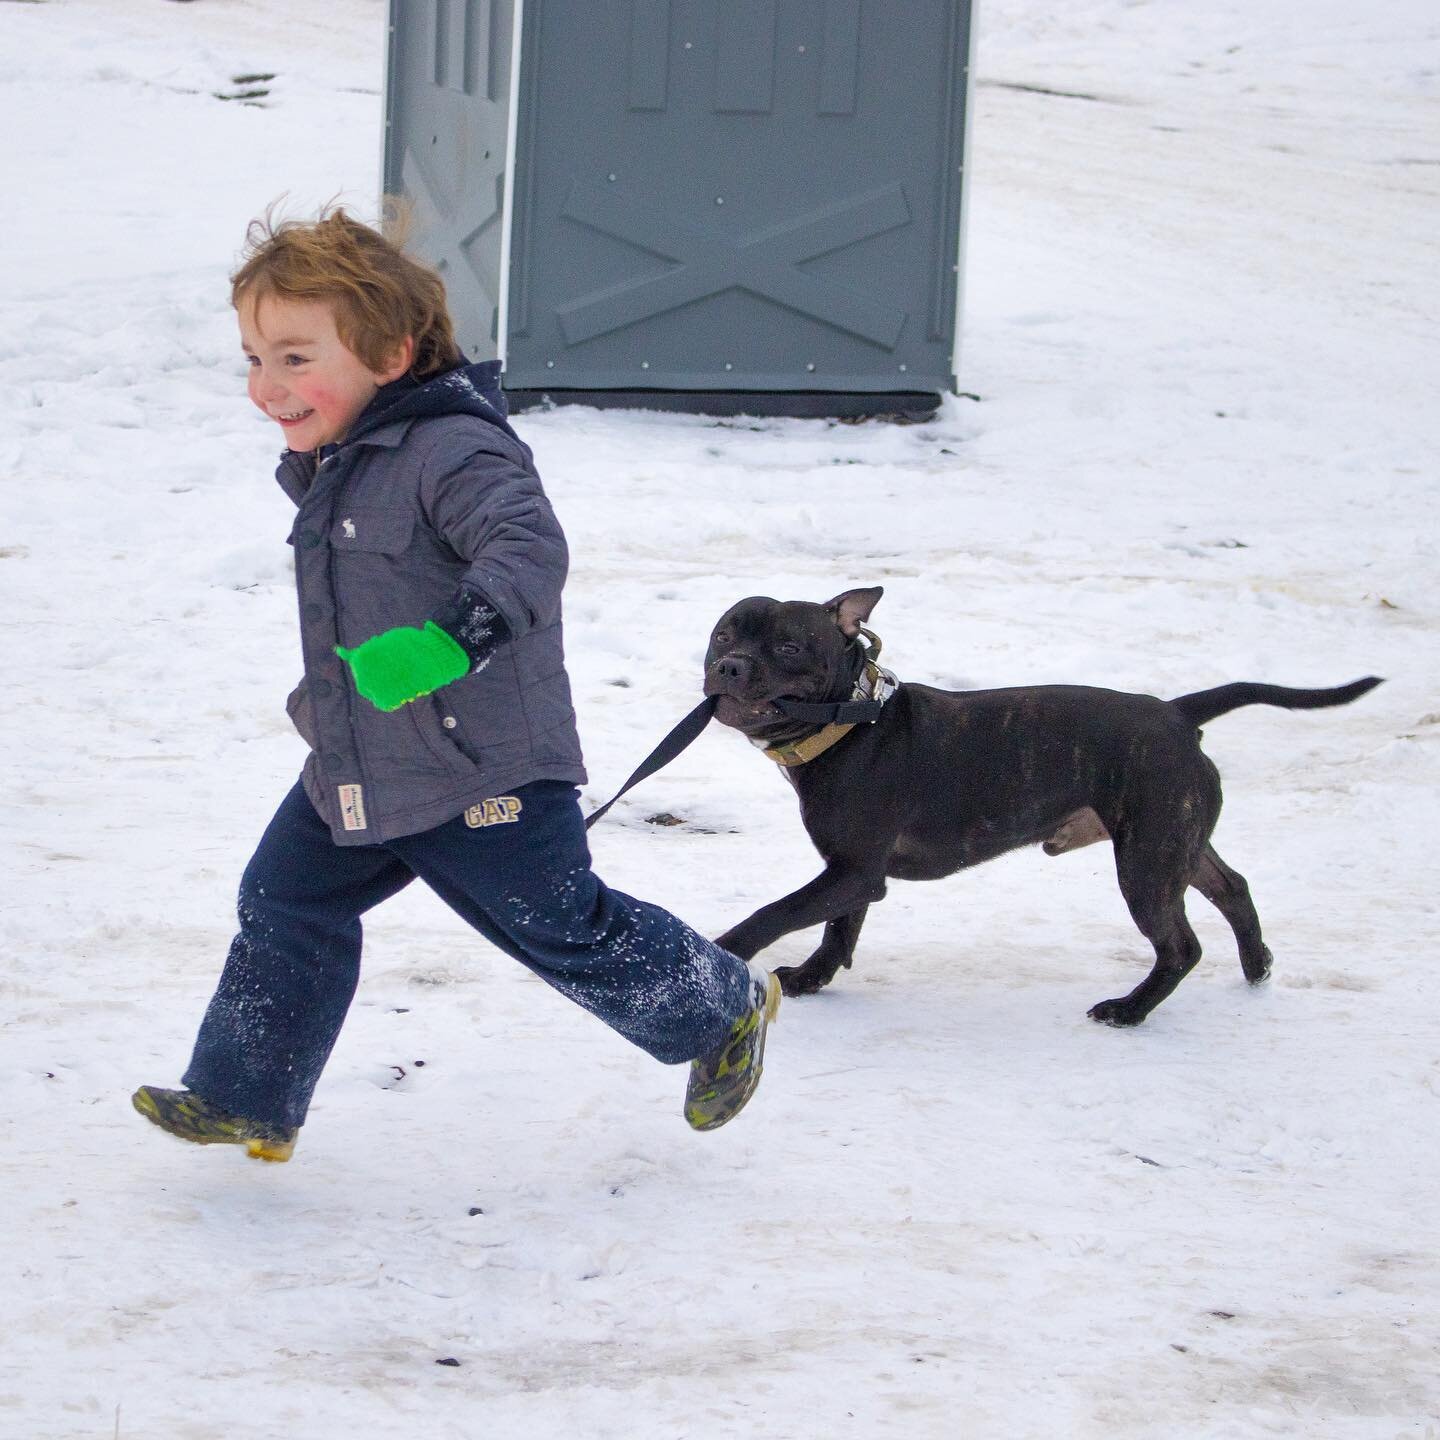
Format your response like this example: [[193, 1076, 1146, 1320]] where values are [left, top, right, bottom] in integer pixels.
[[711, 694, 783, 728]]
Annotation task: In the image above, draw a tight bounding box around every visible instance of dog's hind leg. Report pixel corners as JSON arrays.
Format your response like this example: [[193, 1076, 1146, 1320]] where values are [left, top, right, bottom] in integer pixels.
[[774, 906, 870, 997], [1089, 837, 1204, 1027], [1190, 845, 1272, 985]]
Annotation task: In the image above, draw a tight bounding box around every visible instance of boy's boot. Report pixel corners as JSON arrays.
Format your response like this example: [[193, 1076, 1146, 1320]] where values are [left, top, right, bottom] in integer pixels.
[[684, 965, 781, 1131], [131, 1085, 297, 1163]]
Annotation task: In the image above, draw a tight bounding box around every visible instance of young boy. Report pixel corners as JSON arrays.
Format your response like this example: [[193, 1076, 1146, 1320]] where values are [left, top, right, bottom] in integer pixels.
[[132, 208, 778, 1163]]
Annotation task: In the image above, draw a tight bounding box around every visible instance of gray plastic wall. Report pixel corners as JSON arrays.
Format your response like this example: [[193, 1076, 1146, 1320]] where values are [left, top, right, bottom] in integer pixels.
[[384, 0, 972, 406]]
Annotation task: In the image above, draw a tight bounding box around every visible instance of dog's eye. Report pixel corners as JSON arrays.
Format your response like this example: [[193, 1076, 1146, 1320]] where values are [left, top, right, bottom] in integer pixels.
[[712, 630, 732, 647], [776, 642, 803, 657]]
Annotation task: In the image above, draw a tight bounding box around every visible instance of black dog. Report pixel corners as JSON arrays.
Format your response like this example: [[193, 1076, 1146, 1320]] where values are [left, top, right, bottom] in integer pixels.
[[703, 587, 1381, 1026]]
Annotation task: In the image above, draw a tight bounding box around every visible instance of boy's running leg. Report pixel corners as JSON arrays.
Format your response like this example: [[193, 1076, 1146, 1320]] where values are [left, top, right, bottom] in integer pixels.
[[147, 781, 415, 1148], [389, 782, 776, 1124]]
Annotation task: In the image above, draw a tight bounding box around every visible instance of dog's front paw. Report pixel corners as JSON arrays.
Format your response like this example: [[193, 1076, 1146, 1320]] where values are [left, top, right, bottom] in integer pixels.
[[774, 963, 828, 998], [1243, 945, 1274, 986], [1087, 997, 1146, 1028]]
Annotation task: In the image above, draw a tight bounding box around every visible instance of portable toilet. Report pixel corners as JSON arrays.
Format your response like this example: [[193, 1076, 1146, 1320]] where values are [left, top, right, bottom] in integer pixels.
[[383, 1, 973, 416]]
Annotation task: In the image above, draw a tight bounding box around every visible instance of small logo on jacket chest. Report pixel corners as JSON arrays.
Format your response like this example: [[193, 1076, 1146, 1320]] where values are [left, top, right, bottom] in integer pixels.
[[341, 517, 357, 539], [464, 796, 523, 828]]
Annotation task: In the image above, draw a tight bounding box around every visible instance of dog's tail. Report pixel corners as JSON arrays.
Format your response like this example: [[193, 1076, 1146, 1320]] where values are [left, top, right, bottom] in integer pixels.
[[1171, 676, 1383, 727]]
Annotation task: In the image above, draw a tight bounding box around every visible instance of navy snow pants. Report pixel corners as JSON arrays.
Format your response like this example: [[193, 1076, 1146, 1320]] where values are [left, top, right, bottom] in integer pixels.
[[183, 779, 751, 1129]]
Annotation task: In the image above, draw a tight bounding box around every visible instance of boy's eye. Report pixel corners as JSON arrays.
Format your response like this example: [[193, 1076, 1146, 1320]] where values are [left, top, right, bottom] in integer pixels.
[[283, 353, 309, 367]]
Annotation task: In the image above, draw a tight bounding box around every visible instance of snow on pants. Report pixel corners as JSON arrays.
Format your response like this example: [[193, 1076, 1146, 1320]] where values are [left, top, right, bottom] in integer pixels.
[[183, 778, 752, 1130]]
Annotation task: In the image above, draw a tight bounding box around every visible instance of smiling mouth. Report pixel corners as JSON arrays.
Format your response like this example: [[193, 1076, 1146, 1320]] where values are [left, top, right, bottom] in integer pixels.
[[274, 409, 315, 425]]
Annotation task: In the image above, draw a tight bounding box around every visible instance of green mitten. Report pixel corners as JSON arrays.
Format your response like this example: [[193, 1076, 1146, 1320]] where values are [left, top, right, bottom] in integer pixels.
[[336, 622, 470, 712]]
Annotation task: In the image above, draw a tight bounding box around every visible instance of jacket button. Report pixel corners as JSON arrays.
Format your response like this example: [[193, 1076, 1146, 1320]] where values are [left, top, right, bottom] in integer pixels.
[[323, 752, 344, 773], [304, 603, 324, 621], [442, 716, 458, 729], [311, 679, 332, 699]]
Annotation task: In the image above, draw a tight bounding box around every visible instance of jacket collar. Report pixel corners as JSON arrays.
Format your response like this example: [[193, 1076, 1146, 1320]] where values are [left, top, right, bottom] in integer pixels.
[[273, 359, 514, 502], [346, 359, 514, 443]]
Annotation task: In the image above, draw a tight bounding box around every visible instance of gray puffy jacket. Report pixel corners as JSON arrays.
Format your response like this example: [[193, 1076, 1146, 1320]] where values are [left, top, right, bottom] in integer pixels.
[[278, 362, 586, 844]]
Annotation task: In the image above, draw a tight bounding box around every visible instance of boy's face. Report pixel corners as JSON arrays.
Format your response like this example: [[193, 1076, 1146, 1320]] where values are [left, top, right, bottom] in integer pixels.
[[239, 294, 411, 452]]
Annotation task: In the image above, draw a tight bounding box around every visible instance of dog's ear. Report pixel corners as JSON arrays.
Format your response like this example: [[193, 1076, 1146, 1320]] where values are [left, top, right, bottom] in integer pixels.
[[824, 586, 883, 638]]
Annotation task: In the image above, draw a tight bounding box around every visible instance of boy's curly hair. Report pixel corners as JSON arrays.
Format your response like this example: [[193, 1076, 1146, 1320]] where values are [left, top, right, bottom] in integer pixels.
[[231, 202, 463, 379]]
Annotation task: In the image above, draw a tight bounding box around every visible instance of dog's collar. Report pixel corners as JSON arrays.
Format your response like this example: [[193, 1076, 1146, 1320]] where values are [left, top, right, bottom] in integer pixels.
[[762, 719, 860, 768], [760, 632, 898, 768]]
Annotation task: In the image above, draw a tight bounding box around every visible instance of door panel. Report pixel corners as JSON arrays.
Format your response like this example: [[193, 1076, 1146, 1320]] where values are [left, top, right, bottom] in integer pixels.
[[505, 0, 968, 393], [385, 0, 516, 361]]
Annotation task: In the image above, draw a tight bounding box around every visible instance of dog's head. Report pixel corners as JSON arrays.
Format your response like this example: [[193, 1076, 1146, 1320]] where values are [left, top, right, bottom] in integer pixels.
[[703, 586, 883, 739]]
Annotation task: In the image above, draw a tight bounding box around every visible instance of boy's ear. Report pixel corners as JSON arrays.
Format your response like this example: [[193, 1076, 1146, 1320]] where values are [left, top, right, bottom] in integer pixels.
[[377, 335, 416, 383]]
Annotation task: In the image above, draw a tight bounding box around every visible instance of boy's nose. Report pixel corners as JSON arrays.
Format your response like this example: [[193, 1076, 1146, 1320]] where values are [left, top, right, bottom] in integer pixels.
[[254, 370, 288, 404]]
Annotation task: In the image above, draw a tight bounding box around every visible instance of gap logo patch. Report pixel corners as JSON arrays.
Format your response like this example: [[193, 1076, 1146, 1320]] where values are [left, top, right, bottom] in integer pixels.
[[464, 796, 523, 828]]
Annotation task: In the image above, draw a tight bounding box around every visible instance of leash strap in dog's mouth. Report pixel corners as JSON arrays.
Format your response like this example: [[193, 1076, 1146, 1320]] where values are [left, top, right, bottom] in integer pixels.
[[772, 693, 885, 724], [763, 633, 898, 768], [771, 630, 895, 725], [762, 655, 897, 768]]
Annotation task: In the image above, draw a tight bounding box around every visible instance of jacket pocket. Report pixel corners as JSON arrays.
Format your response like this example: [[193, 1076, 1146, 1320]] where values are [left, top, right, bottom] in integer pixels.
[[409, 694, 481, 776], [424, 670, 519, 769]]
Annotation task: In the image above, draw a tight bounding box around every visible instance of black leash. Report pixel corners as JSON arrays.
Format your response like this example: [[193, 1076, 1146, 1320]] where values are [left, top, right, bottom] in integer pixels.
[[583, 630, 892, 829], [584, 696, 718, 829], [583, 690, 886, 828]]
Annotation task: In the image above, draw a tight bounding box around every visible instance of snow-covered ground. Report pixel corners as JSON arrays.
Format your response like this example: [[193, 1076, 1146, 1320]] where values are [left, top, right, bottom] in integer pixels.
[[2, 2, 1437, 1436]]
